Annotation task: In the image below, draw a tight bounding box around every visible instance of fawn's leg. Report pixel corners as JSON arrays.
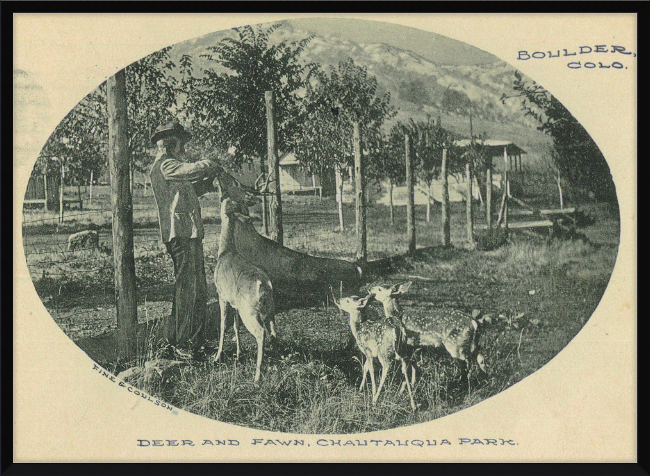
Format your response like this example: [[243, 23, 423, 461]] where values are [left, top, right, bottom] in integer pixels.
[[367, 356, 377, 400], [359, 358, 369, 392], [400, 358, 417, 412], [476, 352, 487, 373], [374, 356, 390, 404]]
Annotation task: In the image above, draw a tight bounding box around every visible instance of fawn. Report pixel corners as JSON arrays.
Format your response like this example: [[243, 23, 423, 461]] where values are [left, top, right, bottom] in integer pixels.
[[369, 282, 487, 387], [213, 198, 276, 383], [333, 293, 416, 411]]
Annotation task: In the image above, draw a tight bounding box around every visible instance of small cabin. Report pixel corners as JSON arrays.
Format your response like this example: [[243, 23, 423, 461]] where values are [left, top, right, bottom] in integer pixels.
[[24, 173, 60, 210], [279, 153, 324, 196]]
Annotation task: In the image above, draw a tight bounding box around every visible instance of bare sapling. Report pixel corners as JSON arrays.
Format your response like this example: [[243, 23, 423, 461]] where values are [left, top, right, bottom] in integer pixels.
[[213, 198, 276, 383], [332, 293, 416, 411]]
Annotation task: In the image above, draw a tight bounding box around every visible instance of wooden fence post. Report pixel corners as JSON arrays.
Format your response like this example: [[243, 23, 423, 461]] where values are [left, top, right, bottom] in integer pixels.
[[43, 173, 49, 211], [108, 69, 137, 363], [89, 170, 94, 205], [261, 156, 269, 236], [265, 91, 283, 245], [503, 146, 509, 230], [335, 163, 345, 232], [486, 165, 492, 230], [405, 133, 416, 254], [441, 148, 450, 247], [59, 162, 65, 223], [466, 161, 474, 243], [353, 122, 367, 264]]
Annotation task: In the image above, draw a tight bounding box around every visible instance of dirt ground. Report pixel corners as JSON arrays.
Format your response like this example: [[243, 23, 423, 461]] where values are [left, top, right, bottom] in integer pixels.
[[22, 196, 620, 432]]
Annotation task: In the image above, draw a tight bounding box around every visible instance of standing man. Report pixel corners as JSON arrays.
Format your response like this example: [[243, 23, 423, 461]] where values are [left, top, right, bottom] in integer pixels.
[[149, 120, 219, 357]]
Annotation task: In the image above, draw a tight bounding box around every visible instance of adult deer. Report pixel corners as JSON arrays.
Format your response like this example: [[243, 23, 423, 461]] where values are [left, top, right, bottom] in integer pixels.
[[213, 197, 276, 383], [369, 282, 488, 390], [332, 293, 416, 412]]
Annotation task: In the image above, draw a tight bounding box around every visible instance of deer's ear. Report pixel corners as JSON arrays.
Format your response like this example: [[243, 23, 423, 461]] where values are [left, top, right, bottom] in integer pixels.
[[358, 297, 370, 308], [396, 281, 413, 295], [233, 212, 252, 223]]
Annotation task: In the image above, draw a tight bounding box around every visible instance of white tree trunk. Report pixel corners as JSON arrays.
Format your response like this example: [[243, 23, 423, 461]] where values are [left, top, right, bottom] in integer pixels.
[[557, 172, 564, 209], [336, 164, 344, 232], [89, 170, 93, 204], [426, 181, 431, 222], [389, 178, 394, 226]]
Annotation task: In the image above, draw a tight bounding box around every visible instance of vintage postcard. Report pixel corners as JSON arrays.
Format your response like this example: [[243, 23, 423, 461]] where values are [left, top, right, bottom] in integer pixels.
[[13, 13, 636, 463]]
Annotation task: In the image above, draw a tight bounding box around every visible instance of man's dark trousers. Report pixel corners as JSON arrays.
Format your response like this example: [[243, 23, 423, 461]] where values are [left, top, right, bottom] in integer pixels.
[[164, 237, 208, 348]]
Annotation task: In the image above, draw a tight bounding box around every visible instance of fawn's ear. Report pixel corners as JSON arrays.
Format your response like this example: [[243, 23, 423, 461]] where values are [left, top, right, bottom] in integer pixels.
[[358, 296, 371, 308], [394, 281, 413, 295]]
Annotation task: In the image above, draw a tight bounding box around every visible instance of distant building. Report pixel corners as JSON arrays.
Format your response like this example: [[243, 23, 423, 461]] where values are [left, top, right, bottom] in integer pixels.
[[222, 153, 335, 197]]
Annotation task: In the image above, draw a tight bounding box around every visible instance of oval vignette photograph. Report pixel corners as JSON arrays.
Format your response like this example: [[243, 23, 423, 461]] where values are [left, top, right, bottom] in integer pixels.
[[21, 17, 620, 434]]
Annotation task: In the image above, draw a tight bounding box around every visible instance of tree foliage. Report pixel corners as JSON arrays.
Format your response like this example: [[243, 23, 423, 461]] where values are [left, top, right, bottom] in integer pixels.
[[294, 58, 395, 175], [36, 46, 180, 183], [503, 71, 615, 201], [125, 46, 178, 174], [185, 24, 317, 168], [35, 87, 107, 183]]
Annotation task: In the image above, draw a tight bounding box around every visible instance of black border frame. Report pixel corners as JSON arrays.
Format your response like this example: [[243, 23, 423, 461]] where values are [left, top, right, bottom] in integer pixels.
[[3, 1, 644, 473]]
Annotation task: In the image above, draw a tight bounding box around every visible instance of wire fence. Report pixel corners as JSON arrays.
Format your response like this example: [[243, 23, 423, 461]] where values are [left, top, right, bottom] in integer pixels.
[[21, 185, 378, 341], [21, 181, 528, 343]]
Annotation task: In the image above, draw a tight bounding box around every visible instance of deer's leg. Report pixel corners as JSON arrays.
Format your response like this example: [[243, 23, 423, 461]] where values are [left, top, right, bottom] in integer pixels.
[[233, 314, 241, 360], [400, 358, 417, 412], [359, 358, 369, 392], [399, 359, 417, 394], [374, 357, 390, 405], [214, 298, 230, 363], [367, 356, 377, 401], [269, 318, 277, 339], [253, 326, 265, 384], [411, 361, 417, 387], [476, 352, 487, 373]]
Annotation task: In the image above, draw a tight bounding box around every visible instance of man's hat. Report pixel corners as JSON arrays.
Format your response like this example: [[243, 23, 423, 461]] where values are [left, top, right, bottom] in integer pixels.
[[150, 120, 192, 145]]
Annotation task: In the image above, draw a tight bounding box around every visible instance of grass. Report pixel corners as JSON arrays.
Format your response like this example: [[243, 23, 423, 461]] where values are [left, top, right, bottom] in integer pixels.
[[21, 191, 620, 433]]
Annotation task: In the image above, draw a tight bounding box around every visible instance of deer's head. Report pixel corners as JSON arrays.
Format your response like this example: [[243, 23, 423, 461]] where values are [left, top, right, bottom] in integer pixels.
[[331, 293, 372, 315], [368, 282, 413, 303]]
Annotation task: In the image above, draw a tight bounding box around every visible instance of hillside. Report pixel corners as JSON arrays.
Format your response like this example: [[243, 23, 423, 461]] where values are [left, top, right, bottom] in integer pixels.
[[169, 20, 552, 166]]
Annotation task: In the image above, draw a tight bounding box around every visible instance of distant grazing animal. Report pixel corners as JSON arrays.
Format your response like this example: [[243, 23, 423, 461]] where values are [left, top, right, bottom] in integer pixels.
[[369, 282, 488, 387], [67, 230, 99, 251], [333, 293, 416, 411], [213, 197, 276, 383]]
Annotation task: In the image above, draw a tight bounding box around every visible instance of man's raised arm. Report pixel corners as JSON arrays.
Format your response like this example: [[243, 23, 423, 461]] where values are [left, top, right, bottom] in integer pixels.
[[160, 157, 219, 182]]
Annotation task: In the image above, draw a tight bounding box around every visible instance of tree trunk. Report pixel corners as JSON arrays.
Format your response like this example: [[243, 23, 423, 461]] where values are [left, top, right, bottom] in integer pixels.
[[336, 164, 344, 232], [89, 170, 94, 205], [405, 133, 416, 254], [353, 122, 366, 264], [265, 91, 283, 245], [441, 148, 450, 247], [466, 162, 474, 244], [59, 163, 64, 223], [107, 69, 137, 363], [43, 173, 49, 210], [557, 172, 564, 209], [389, 177, 395, 226], [262, 160, 269, 236], [426, 181, 431, 222], [486, 166, 492, 230]]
